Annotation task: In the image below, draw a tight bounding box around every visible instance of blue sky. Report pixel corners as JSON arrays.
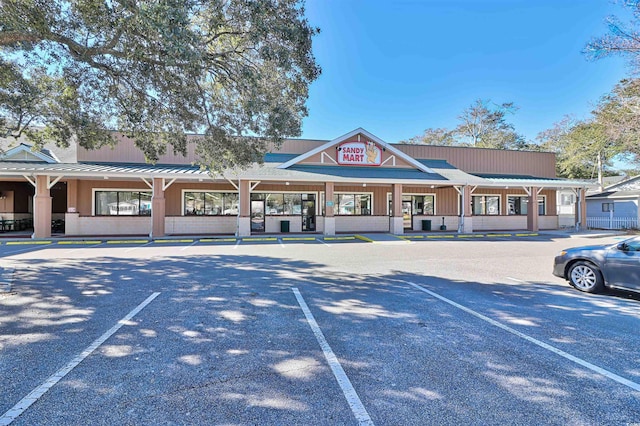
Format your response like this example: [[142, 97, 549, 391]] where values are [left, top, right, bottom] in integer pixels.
[[301, 0, 631, 144]]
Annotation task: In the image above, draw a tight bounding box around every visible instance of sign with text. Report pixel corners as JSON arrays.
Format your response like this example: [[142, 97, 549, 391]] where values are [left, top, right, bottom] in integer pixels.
[[337, 141, 382, 166]]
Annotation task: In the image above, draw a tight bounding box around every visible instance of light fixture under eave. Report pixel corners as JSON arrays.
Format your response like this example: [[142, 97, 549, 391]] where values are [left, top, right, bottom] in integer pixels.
[[362, 183, 367, 187], [285, 181, 290, 186], [103, 176, 109, 180]]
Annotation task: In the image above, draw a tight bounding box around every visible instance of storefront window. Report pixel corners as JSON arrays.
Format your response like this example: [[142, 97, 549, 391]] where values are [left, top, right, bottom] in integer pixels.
[[508, 196, 528, 215], [284, 193, 302, 214], [472, 195, 500, 215], [266, 193, 285, 214], [95, 191, 152, 216], [508, 195, 545, 215], [253, 193, 305, 215], [184, 192, 238, 215], [411, 195, 434, 215], [334, 194, 372, 215]]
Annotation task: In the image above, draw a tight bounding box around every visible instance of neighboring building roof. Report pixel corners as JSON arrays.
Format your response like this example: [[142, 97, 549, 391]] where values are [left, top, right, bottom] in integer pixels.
[[587, 175, 640, 198], [587, 190, 640, 199]]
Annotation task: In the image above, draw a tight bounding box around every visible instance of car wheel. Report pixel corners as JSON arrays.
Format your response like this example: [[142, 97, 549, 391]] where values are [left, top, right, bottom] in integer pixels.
[[568, 261, 604, 293]]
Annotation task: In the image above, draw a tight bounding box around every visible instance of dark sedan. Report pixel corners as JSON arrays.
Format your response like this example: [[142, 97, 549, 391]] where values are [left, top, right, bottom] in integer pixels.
[[553, 236, 640, 293]]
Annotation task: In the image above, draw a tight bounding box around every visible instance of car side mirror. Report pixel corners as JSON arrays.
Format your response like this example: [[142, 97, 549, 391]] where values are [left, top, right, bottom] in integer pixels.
[[617, 242, 630, 251]]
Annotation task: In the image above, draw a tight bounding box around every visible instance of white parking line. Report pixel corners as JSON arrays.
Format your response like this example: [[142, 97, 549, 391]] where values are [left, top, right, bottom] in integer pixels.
[[316, 238, 331, 247], [233, 240, 241, 250], [66, 242, 104, 254], [279, 239, 285, 248], [0, 292, 161, 426], [408, 282, 640, 392], [124, 241, 153, 253], [506, 277, 526, 283], [180, 241, 198, 251], [292, 288, 374, 426]]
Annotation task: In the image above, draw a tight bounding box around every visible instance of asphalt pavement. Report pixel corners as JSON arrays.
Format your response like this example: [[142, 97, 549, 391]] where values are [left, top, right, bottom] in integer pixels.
[[0, 234, 639, 425]]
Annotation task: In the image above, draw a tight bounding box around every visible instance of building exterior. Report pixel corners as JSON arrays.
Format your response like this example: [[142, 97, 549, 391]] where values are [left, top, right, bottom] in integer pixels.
[[0, 128, 591, 238], [586, 175, 640, 230]]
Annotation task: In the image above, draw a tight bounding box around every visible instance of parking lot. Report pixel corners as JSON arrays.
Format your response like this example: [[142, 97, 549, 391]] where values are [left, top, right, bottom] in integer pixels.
[[1, 234, 639, 425]]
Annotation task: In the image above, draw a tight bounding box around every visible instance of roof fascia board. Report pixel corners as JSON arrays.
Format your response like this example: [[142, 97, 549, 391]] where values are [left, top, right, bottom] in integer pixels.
[[277, 128, 435, 173]]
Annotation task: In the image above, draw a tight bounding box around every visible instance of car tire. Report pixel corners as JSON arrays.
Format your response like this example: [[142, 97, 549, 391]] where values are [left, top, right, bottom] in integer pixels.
[[568, 261, 604, 293]]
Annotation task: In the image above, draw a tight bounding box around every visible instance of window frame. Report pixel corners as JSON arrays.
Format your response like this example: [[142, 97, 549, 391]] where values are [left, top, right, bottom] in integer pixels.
[[471, 194, 501, 216], [182, 190, 239, 216], [386, 192, 437, 216], [93, 188, 153, 216]]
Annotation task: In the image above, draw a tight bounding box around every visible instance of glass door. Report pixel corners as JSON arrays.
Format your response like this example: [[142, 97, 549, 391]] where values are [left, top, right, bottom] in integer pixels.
[[302, 200, 316, 231], [251, 200, 265, 232], [402, 201, 412, 229]]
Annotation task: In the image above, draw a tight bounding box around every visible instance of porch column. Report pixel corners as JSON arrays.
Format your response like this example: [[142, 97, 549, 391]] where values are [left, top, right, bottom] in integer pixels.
[[237, 179, 251, 236], [459, 185, 473, 233], [527, 187, 539, 232], [150, 178, 165, 238], [576, 188, 587, 230], [65, 179, 79, 235], [33, 175, 52, 239], [390, 183, 403, 234], [324, 182, 335, 236]]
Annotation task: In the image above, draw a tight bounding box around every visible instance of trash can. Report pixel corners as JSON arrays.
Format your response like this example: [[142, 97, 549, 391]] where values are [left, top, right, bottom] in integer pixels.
[[421, 220, 431, 231], [280, 220, 290, 233]]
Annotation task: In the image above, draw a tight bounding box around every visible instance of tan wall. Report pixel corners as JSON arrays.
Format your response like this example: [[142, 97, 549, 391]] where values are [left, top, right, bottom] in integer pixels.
[[396, 145, 556, 178], [78, 134, 325, 164]]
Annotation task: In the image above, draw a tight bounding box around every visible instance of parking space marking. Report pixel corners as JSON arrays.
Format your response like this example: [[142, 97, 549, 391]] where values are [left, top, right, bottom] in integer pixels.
[[0, 292, 161, 426], [233, 240, 241, 249], [279, 238, 286, 248], [316, 238, 331, 247], [506, 277, 527, 283], [180, 241, 199, 251], [124, 241, 153, 253], [65, 242, 104, 254], [408, 282, 640, 392], [292, 288, 374, 426]]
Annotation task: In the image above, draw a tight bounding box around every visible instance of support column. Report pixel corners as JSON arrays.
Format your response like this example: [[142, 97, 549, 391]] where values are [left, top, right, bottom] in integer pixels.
[[458, 185, 473, 233], [576, 188, 587, 231], [65, 179, 79, 236], [324, 182, 335, 236], [33, 175, 52, 239], [527, 187, 539, 232], [237, 179, 251, 236], [150, 177, 166, 238], [390, 183, 403, 234]]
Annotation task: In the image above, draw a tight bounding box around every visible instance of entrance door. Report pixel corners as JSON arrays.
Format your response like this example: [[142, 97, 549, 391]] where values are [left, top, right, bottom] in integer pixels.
[[302, 200, 316, 232], [402, 201, 412, 229], [251, 200, 265, 232]]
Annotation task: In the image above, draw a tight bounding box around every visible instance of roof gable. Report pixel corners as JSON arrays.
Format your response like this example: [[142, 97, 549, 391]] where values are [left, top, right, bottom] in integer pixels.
[[1, 143, 58, 163], [277, 128, 435, 173]]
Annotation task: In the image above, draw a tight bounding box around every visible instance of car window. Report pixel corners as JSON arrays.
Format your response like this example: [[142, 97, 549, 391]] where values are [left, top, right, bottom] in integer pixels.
[[623, 238, 640, 251]]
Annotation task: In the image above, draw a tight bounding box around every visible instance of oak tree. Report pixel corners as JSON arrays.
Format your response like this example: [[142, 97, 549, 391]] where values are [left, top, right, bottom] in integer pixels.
[[0, 0, 320, 172]]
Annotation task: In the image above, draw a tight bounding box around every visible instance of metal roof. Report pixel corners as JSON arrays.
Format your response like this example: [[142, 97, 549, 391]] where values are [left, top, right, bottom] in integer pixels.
[[0, 158, 595, 189]]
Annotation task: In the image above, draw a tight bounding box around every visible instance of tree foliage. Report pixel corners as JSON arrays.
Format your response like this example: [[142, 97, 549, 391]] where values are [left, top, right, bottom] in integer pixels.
[[594, 78, 640, 159], [0, 0, 320, 172], [537, 116, 621, 180], [585, 0, 640, 71], [402, 99, 529, 150], [454, 99, 524, 149], [401, 127, 456, 145]]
